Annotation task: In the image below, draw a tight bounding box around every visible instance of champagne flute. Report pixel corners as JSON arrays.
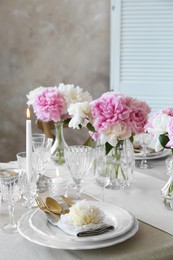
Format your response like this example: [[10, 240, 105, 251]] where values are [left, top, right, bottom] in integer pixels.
[[0, 169, 22, 233]]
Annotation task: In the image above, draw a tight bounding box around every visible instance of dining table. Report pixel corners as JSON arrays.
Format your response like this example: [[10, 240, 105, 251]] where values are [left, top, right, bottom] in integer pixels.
[[0, 152, 173, 260]]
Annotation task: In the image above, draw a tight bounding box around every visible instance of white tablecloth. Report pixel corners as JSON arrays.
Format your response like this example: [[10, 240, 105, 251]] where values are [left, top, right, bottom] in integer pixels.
[[0, 157, 173, 260]]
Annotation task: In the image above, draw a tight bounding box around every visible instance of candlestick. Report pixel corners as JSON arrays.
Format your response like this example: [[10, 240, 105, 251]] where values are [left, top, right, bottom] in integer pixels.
[[26, 107, 32, 183]]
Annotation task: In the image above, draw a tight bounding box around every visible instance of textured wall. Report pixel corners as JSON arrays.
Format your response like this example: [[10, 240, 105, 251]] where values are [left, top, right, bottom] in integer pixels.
[[0, 0, 110, 162]]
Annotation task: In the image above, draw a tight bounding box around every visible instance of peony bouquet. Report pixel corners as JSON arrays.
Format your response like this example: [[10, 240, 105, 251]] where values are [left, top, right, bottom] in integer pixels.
[[26, 83, 92, 164], [27, 83, 92, 122], [145, 107, 173, 152], [68, 91, 151, 153]]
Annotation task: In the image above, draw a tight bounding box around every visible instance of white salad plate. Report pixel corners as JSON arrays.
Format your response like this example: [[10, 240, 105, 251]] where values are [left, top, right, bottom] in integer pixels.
[[134, 149, 171, 160], [17, 201, 139, 250]]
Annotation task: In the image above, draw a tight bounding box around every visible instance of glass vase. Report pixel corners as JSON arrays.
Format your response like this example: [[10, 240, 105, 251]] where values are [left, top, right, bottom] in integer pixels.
[[51, 121, 67, 165], [107, 139, 135, 189], [161, 157, 173, 210]]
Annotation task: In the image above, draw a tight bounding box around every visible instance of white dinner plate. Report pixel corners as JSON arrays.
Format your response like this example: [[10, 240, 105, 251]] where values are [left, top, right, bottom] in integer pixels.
[[17, 209, 139, 250], [29, 201, 135, 242], [134, 149, 171, 160]]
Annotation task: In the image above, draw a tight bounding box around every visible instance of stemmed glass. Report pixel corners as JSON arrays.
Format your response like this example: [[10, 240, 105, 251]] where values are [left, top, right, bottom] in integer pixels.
[[64, 145, 94, 199], [94, 157, 111, 202], [16, 151, 41, 208], [0, 169, 22, 233], [32, 137, 53, 192], [136, 133, 152, 169], [32, 133, 45, 142]]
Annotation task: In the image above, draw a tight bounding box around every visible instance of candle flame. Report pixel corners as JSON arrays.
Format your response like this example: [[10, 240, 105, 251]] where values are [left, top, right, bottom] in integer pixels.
[[26, 107, 30, 119]]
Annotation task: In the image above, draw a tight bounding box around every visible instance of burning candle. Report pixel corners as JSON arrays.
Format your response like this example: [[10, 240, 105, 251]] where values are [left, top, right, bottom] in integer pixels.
[[26, 107, 32, 183]]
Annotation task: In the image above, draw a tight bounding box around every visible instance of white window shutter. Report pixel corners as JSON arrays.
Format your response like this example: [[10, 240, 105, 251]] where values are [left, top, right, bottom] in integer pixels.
[[110, 0, 173, 113]]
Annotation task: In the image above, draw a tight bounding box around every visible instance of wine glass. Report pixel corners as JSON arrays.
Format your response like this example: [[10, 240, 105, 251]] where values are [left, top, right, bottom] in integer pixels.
[[32, 137, 53, 192], [16, 151, 41, 208], [64, 145, 94, 199], [0, 169, 22, 233], [32, 133, 45, 142], [94, 157, 111, 202], [135, 133, 152, 169]]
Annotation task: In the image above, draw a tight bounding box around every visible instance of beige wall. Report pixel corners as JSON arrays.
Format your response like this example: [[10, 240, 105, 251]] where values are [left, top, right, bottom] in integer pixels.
[[0, 0, 110, 162]]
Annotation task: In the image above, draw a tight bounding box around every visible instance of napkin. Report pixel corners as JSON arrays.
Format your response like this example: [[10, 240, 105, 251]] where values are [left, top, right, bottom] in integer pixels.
[[76, 224, 114, 237], [45, 212, 114, 237]]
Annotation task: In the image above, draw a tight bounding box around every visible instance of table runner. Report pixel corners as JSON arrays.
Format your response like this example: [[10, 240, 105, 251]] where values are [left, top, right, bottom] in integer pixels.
[[83, 171, 173, 235]]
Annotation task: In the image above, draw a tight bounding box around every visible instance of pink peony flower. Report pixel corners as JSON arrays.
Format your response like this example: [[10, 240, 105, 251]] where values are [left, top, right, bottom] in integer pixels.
[[90, 92, 150, 144], [33, 87, 65, 122], [91, 92, 131, 133], [128, 98, 151, 134]]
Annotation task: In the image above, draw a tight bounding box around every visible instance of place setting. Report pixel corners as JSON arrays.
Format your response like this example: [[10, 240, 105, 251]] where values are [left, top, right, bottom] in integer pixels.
[[17, 194, 138, 250]]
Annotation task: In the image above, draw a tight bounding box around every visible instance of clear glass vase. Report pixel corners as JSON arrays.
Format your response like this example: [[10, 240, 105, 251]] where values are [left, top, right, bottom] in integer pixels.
[[107, 139, 135, 189], [51, 121, 67, 165], [161, 157, 173, 210]]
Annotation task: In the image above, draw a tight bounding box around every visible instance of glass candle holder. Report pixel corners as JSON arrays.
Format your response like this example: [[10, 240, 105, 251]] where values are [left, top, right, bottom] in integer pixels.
[[47, 177, 67, 200]]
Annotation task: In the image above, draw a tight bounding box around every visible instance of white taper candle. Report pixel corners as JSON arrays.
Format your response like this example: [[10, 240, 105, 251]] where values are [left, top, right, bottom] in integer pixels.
[[26, 107, 32, 183]]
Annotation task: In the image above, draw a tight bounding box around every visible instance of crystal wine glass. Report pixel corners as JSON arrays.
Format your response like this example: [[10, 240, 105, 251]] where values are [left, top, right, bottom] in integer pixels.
[[16, 151, 41, 208], [0, 169, 22, 233], [136, 133, 152, 169], [94, 157, 110, 202], [64, 145, 94, 199], [32, 137, 53, 192]]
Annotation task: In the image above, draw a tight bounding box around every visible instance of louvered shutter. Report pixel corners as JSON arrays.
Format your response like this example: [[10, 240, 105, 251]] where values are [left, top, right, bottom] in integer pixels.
[[110, 0, 173, 113]]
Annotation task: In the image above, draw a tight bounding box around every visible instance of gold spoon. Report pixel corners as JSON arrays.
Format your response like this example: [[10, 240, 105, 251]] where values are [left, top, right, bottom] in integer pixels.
[[46, 197, 62, 214], [35, 196, 60, 220]]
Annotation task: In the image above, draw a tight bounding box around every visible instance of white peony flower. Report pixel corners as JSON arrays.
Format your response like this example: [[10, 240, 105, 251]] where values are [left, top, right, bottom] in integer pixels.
[[58, 83, 92, 106], [66, 200, 104, 227], [68, 102, 91, 128], [147, 113, 170, 137], [26, 86, 45, 106], [99, 123, 131, 147]]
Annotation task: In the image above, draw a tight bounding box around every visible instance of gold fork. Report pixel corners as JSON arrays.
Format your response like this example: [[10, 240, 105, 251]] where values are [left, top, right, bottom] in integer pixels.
[[35, 196, 60, 220]]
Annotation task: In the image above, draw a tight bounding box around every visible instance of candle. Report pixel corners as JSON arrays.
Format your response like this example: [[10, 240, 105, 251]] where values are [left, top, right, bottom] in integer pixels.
[[56, 168, 60, 177], [26, 107, 32, 183]]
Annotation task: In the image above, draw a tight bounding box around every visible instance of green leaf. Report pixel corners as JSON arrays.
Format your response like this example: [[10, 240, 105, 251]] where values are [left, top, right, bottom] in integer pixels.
[[159, 134, 169, 148], [105, 142, 113, 155], [86, 123, 95, 132]]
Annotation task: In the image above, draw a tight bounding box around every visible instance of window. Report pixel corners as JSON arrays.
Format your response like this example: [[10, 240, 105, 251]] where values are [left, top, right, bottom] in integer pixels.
[[110, 0, 173, 113]]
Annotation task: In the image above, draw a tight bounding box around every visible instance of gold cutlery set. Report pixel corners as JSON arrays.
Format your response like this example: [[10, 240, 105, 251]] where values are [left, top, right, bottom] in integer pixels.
[[35, 196, 73, 220]]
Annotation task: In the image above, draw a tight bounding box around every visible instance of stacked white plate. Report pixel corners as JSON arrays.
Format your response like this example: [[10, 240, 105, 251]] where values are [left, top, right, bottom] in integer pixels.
[[134, 149, 171, 160], [17, 201, 139, 250]]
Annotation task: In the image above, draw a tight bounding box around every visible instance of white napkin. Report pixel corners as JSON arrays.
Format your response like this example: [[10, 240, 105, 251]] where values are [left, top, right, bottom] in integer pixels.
[[55, 214, 114, 237], [0, 161, 18, 170]]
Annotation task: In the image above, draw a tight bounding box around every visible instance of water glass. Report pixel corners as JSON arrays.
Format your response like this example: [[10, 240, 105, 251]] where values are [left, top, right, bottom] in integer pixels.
[[16, 151, 41, 208], [0, 169, 22, 233]]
